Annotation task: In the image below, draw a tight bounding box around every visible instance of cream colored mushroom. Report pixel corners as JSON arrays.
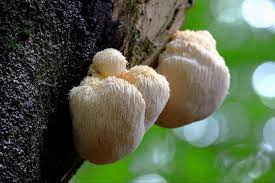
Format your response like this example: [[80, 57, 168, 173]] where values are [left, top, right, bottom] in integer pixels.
[[70, 76, 146, 164], [119, 65, 170, 129], [69, 48, 170, 164], [156, 30, 230, 128], [70, 49, 146, 164], [88, 48, 128, 78]]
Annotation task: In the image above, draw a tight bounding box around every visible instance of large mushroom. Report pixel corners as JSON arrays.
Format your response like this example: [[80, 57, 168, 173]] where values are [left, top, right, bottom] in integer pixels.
[[156, 30, 230, 128]]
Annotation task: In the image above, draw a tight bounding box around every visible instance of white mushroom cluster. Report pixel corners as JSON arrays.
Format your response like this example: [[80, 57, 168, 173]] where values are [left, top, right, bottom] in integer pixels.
[[69, 49, 170, 164], [156, 30, 230, 128], [69, 30, 231, 164]]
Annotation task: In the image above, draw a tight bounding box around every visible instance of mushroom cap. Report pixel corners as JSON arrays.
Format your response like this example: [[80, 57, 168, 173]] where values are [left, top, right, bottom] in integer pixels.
[[119, 65, 170, 130], [70, 76, 146, 164], [171, 30, 217, 52], [89, 48, 128, 77], [156, 30, 230, 128]]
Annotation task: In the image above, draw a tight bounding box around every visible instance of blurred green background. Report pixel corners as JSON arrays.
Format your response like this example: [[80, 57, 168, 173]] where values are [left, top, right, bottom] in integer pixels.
[[71, 0, 275, 182]]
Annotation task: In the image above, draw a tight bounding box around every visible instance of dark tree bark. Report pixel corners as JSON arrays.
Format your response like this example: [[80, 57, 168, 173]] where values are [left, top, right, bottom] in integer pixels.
[[0, 0, 193, 182]]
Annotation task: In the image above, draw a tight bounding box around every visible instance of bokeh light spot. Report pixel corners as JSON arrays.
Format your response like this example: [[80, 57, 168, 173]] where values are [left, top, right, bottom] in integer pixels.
[[130, 174, 167, 183], [263, 117, 275, 150], [130, 133, 176, 175], [173, 116, 220, 148], [210, 0, 242, 24], [252, 62, 275, 97], [252, 62, 275, 108], [260, 143, 274, 154], [222, 154, 272, 183], [259, 74, 275, 97], [242, 0, 275, 28], [215, 102, 251, 143]]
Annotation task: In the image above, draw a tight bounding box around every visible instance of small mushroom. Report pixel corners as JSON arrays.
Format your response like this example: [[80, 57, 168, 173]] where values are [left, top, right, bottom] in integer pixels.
[[156, 30, 230, 128], [88, 48, 128, 78], [119, 65, 170, 129], [70, 49, 146, 164]]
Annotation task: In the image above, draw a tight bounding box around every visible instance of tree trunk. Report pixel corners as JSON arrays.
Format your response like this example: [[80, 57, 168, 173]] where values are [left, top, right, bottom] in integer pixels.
[[0, 0, 193, 182]]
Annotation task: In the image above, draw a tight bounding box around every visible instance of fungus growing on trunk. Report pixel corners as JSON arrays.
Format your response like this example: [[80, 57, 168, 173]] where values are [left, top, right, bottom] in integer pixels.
[[156, 30, 230, 128], [69, 49, 169, 164], [119, 65, 170, 129]]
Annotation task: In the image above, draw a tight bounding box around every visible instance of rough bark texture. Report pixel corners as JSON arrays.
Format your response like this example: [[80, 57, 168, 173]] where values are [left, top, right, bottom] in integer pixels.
[[0, 0, 193, 182]]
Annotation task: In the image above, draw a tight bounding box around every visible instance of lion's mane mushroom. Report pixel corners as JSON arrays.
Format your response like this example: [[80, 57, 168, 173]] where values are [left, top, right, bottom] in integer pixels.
[[89, 48, 128, 78], [119, 65, 170, 129], [69, 48, 170, 164], [156, 30, 230, 128]]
